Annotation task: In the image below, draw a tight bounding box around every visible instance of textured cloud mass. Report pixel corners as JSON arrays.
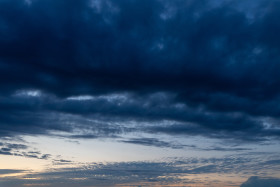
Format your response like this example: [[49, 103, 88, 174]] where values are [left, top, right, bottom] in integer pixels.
[[1, 0, 280, 141], [240, 176, 280, 187], [1, 0, 280, 186], [1, 153, 280, 187]]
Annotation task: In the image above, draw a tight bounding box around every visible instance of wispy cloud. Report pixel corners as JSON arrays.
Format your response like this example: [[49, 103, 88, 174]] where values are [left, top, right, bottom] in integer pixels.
[[1, 153, 280, 186]]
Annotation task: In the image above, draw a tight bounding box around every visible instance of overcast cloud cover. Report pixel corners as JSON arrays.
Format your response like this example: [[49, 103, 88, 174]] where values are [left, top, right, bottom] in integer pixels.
[[1, 0, 280, 186]]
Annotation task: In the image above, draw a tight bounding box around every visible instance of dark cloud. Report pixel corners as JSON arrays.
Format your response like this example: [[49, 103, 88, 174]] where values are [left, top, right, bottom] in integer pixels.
[[0, 142, 28, 150], [198, 146, 252, 152], [0, 150, 13, 155], [0, 142, 51, 160], [120, 137, 186, 149], [240, 176, 280, 187], [0, 169, 25, 175], [119, 137, 252, 151], [53, 159, 72, 164], [0, 0, 280, 144], [0, 142, 28, 156], [0, 90, 279, 143], [1, 1, 279, 186], [17, 152, 51, 160], [0, 0, 279, 97]]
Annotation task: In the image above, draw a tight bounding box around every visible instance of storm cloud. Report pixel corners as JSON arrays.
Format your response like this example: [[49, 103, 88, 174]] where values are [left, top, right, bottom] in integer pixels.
[[1, 1, 280, 186], [1, 0, 280, 143], [240, 176, 280, 187]]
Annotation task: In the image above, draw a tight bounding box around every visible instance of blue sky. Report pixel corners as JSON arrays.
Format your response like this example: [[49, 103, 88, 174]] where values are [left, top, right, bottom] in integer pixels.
[[1, 0, 280, 186]]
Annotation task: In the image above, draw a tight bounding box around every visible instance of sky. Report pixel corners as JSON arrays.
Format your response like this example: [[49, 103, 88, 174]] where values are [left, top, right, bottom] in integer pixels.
[[0, 0, 280, 186]]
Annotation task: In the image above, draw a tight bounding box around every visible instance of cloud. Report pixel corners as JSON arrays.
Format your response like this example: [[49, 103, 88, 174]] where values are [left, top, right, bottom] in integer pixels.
[[119, 137, 252, 151], [0, 158, 235, 186], [1, 1, 280, 186], [0, 169, 26, 175], [0, 142, 51, 160], [0, 0, 280, 145], [120, 137, 186, 149], [0, 90, 279, 144], [0, 143, 28, 150], [240, 176, 280, 187], [1, 154, 280, 187], [0, 143, 28, 156], [0, 0, 279, 98]]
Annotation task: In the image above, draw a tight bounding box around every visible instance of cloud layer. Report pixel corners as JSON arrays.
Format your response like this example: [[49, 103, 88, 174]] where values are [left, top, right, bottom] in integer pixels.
[[1, 0, 280, 143], [1, 153, 280, 187], [241, 176, 280, 187], [1, 1, 280, 186]]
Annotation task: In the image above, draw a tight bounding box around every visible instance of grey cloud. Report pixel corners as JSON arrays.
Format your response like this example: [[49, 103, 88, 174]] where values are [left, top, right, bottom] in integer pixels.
[[0, 169, 26, 175], [0, 142, 28, 156], [53, 159, 73, 165], [240, 176, 280, 187], [0, 150, 13, 155], [119, 137, 251, 151], [120, 138, 186, 149], [1, 154, 280, 186], [198, 146, 252, 152], [0, 0, 280, 160], [0, 1, 279, 186], [1, 91, 279, 144], [0, 142, 51, 160]]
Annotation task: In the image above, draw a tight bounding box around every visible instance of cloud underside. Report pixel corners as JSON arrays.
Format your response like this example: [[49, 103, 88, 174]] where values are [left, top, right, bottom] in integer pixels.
[[0, 91, 279, 144], [1, 0, 280, 144]]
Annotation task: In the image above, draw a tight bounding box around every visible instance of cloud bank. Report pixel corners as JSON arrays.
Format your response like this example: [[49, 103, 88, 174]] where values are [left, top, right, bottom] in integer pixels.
[[0, 0, 280, 150]]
